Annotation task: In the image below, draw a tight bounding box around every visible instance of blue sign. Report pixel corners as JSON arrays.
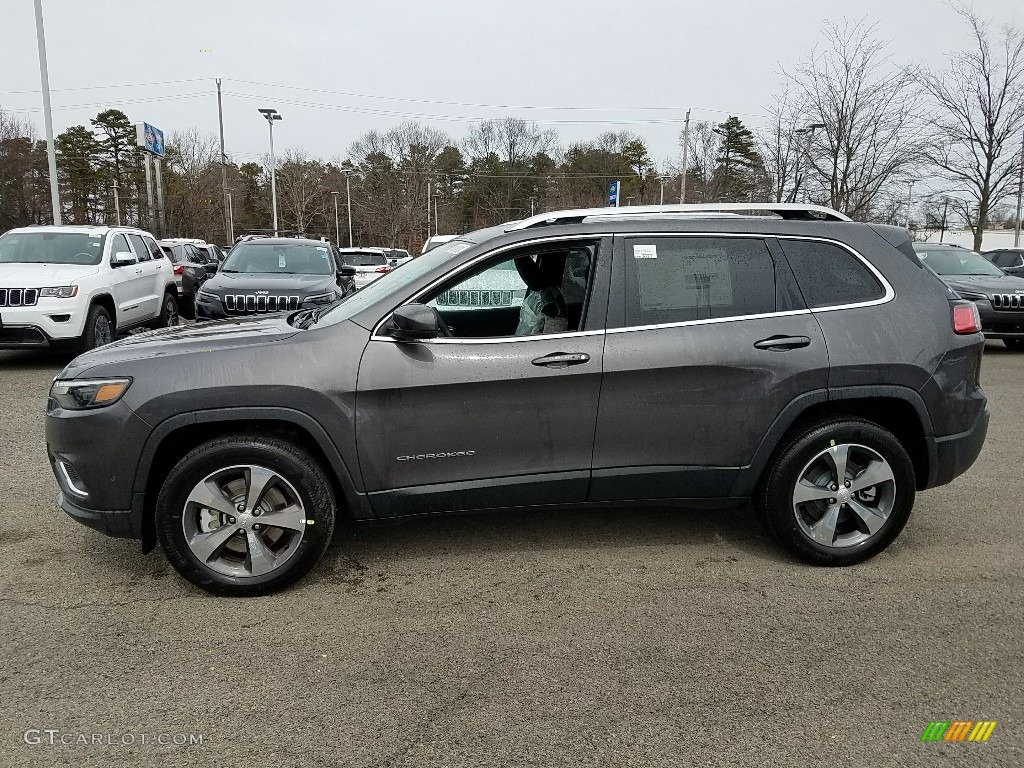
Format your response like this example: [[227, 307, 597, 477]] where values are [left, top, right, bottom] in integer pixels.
[[136, 122, 166, 157], [608, 180, 620, 207]]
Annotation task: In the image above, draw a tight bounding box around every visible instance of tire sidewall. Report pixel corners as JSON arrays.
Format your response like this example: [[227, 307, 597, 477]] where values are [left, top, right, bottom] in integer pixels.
[[762, 420, 916, 565], [81, 305, 112, 351], [156, 437, 336, 595], [162, 293, 179, 326]]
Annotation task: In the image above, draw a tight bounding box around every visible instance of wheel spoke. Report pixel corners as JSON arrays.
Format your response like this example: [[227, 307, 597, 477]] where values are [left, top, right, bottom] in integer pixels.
[[187, 479, 238, 518], [824, 444, 850, 485], [793, 479, 834, 505], [808, 503, 841, 546], [245, 467, 278, 513], [847, 499, 887, 535], [245, 529, 278, 576], [849, 459, 895, 494], [189, 523, 241, 562], [258, 503, 306, 532]]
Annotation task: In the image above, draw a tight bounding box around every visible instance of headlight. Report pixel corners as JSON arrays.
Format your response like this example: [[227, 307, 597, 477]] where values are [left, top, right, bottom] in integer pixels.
[[196, 289, 217, 302], [955, 291, 987, 301], [41, 286, 79, 298], [305, 292, 337, 305], [49, 378, 131, 410]]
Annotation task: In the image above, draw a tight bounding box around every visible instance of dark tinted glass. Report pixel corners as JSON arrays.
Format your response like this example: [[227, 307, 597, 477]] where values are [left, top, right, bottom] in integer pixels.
[[128, 234, 151, 261], [145, 238, 163, 259], [781, 239, 884, 308], [620, 236, 776, 327], [342, 251, 388, 266]]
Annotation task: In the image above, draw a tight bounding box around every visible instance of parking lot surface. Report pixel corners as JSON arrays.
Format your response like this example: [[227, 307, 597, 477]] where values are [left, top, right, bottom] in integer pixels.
[[0, 343, 1021, 768]]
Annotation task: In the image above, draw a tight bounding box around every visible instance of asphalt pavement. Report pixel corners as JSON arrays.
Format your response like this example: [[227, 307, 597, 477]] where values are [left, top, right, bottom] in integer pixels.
[[0, 343, 1021, 767]]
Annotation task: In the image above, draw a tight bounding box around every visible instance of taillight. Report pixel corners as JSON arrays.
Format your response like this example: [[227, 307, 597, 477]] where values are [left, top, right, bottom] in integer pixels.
[[952, 302, 981, 334], [375, 266, 391, 274], [173, 265, 184, 275]]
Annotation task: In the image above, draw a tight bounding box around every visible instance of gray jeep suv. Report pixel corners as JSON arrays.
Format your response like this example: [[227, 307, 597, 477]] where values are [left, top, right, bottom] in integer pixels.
[[45, 204, 989, 596]]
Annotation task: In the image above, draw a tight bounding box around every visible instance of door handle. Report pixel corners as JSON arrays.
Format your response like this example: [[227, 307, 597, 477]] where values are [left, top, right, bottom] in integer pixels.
[[134, 268, 143, 274], [753, 335, 811, 351], [531, 352, 591, 368]]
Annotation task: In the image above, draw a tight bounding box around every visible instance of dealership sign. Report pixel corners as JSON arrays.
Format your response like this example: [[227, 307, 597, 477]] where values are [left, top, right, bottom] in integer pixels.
[[135, 122, 166, 157]]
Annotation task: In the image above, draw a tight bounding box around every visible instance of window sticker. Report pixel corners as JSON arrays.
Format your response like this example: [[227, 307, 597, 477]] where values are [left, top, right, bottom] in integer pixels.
[[633, 244, 658, 260], [279, 254, 286, 268], [638, 246, 733, 311]]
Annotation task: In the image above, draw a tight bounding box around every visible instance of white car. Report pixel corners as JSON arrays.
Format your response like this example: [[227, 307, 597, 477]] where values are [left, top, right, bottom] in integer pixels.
[[0, 225, 179, 352], [337, 248, 393, 289], [421, 234, 457, 254]]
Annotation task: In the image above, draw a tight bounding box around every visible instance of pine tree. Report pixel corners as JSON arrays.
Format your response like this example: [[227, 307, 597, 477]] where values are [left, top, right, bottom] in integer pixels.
[[712, 116, 764, 201]]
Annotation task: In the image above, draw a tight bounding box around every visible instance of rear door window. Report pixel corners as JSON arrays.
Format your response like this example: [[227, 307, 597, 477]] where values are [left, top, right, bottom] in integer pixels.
[[618, 236, 776, 327], [145, 237, 164, 260], [127, 234, 151, 261], [779, 238, 884, 309]]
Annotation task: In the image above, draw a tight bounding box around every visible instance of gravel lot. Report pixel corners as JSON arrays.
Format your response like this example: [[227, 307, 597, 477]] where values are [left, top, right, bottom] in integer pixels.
[[0, 342, 1021, 768]]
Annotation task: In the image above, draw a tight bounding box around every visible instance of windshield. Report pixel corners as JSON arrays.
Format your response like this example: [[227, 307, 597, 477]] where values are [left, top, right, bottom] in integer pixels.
[[341, 251, 388, 266], [314, 239, 473, 327], [0, 231, 105, 266], [915, 247, 1004, 277], [221, 242, 335, 275]]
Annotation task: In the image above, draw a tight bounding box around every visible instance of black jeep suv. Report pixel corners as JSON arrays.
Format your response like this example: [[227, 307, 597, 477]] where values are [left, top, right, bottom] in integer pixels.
[[46, 204, 989, 596], [194, 238, 353, 321]]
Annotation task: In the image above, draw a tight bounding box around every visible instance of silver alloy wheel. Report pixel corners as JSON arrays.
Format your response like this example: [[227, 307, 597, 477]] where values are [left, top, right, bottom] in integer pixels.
[[165, 296, 179, 326], [182, 464, 306, 578], [94, 315, 112, 346], [792, 443, 896, 549]]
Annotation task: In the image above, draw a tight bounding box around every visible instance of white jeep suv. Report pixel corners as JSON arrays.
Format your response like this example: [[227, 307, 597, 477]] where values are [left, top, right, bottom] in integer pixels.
[[0, 225, 179, 352]]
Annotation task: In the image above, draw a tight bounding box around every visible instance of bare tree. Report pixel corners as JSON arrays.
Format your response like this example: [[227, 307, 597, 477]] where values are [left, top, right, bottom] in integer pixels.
[[276, 149, 329, 235], [759, 85, 803, 203], [165, 128, 221, 238], [786, 20, 926, 219], [682, 121, 723, 203], [918, 6, 1024, 250]]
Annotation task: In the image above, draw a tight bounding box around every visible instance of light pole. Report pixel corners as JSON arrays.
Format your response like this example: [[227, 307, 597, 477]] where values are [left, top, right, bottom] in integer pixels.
[[904, 180, 915, 230], [679, 107, 691, 204], [226, 188, 235, 244], [433, 191, 441, 235], [258, 108, 282, 236], [331, 191, 340, 246], [659, 175, 671, 205], [33, 0, 60, 224], [791, 122, 825, 203], [342, 169, 353, 247]]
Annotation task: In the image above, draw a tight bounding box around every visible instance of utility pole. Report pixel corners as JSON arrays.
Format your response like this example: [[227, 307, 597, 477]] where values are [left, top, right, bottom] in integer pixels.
[[216, 78, 231, 244], [433, 192, 440, 236], [659, 175, 670, 205], [258, 108, 282, 236], [905, 180, 915, 230], [154, 158, 166, 237], [426, 179, 431, 241], [143, 154, 156, 233], [1015, 129, 1023, 248], [331, 191, 340, 246], [226, 189, 235, 244], [679, 108, 691, 204], [344, 170, 353, 247], [33, 0, 61, 224], [940, 197, 949, 243], [111, 180, 120, 225]]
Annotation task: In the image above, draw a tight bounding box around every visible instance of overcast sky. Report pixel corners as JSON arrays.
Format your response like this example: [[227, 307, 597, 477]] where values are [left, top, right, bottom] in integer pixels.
[[2, 0, 1020, 167]]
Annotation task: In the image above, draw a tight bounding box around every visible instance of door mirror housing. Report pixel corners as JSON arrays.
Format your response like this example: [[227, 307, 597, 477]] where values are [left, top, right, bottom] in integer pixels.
[[112, 251, 137, 267], [338, 265, 357, 277], [390, 304, 441, 342]]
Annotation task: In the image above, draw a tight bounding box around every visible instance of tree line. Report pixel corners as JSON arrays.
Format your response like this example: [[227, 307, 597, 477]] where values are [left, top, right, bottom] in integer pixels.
[[1, 8, 1021, 252]]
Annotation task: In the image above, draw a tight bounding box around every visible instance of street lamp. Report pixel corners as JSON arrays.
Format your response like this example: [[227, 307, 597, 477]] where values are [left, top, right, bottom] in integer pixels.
[[33, 0, 60, 224], [791, 122, 825, 203], [904, 180, 915, 230], [433, 191, 441, 236], [330, 191, 340, 246], [258, 108, 282, 236], [342, 169, 354, 247], [658, 175, 671, 205]]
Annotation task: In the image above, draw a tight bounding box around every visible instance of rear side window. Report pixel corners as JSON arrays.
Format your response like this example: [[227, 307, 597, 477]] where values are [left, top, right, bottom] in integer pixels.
[[779, 239, 884, 309], [145, 238, 163, 260], [620, 236, 776, 327], [127, 234, 151, 261]]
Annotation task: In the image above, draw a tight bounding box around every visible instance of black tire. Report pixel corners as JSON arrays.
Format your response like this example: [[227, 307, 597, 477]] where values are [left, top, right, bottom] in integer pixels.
[[79, 303, 114, 352], [1003, 339, 1024, 351], [156, 435, 337, 596], [152, 291, 180, 328], [757, 418, 916, 566]]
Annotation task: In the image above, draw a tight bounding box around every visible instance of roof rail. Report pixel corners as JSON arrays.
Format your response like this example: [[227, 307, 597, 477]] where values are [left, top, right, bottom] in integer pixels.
[[505, 202, 851, 231]]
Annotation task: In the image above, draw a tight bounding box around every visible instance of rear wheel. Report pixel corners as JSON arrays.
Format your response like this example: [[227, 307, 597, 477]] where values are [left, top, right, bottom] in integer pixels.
[[758, 418, 916, 566], [1003, 339, 1024, 351], [155, 435, 336, 596]]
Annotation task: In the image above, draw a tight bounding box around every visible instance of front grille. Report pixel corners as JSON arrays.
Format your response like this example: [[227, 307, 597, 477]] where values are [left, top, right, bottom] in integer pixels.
[[0, 288, 40, 307], [991, 294, 1024, 310], [223, 294, 301, 313]]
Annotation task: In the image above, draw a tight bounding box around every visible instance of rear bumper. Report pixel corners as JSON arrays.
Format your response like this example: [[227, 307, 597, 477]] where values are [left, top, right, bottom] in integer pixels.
[[925, 408, 989, 489]]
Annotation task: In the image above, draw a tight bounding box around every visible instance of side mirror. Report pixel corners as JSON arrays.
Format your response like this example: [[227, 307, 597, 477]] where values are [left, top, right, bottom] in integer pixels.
[[338, 265, 357, 277], [112, 251, 137, 267], [390, 304, 440, 342]]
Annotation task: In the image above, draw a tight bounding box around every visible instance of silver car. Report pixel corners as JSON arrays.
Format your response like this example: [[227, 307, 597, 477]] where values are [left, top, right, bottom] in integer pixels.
[[338, 248, 392, 289]]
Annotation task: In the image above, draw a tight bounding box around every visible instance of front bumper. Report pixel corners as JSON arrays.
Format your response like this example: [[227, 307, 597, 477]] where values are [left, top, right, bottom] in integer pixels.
[[0, 302, 85, 347], [925, 408, 989, 489], [973, 301, 1024, 338], [56, 490, 140, 539]]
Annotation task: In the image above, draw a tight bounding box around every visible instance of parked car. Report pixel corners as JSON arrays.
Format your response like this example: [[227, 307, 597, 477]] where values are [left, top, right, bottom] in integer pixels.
[[982, 247, 1024, 277], [914, 242, 1024, 350], [337, 248, 392, 289], [194, 243, 226, 272], [46, 203, 988, 596], [0, 225, 178, 352], [422, 234, 457, 254], [194, 237, 353, 321], [384, 248, 412, 269], [159, 241, 210, 319]]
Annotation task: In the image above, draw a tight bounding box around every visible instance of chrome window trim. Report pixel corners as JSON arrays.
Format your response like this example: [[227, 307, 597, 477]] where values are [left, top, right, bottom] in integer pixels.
[[370, 231, 895, 343], [58, 461, 89, 498]]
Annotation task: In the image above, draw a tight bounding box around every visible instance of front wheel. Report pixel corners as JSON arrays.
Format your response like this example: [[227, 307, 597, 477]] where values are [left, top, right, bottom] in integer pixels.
[[79, 304, 114, 352], [758, 418, 916, 566], [154, 291, 179, 328], [156, 435, 337, 596]]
